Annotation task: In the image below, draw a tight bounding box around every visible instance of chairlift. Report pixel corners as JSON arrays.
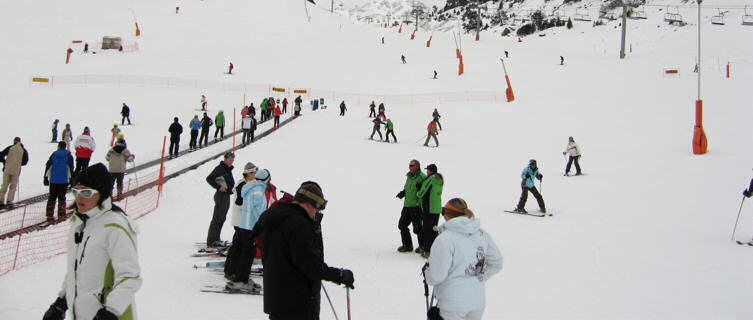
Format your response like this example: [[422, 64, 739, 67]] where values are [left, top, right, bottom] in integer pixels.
[[574, 8, 592, 22], [664, 6, 683, 25], [743, 6, 753, 26], [630, 6, 647, 19], [711, 8, 725, 25]]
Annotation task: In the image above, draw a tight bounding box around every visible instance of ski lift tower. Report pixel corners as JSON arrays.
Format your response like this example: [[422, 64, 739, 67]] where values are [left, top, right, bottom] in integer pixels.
[[693, 0, 708, 154], [619, 0, 642, 59]]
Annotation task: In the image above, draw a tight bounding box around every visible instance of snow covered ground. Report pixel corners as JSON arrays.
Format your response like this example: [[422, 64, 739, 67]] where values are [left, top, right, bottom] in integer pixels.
[[1, 0, 753, 318]]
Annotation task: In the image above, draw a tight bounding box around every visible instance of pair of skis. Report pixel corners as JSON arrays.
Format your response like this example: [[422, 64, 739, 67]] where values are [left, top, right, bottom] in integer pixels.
[[504, 209, 552, 217]]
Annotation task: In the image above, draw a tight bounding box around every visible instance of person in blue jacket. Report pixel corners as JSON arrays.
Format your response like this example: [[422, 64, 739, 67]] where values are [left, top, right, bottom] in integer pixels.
[[514, 159, 545, 214], [189, 115, 202, 150], [44, 141, 74, 222], [226, 163, 266, 293]]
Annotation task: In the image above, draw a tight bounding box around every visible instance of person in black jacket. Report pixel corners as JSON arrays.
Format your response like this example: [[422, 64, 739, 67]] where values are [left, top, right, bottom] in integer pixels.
[[199, 112, 212, 148], [259, 181, 354, 320], [121, 103, 131, 125], [205, 152, 235, 247], [168, 117, 182, 158]]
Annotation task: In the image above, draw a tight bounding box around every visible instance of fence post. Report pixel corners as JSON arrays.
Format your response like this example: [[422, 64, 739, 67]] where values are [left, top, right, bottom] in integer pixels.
[[12, 203, 29, 270], [158, 136, 166, 194]]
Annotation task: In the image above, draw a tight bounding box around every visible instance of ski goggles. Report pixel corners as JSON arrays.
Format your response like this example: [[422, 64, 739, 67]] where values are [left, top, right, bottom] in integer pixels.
[[297, 189, 327, 211], [442, 202, 465, 217], [72, 188, 99, 198]]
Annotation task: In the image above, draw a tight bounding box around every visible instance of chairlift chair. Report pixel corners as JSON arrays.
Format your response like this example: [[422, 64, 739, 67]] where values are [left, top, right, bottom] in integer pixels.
[[743, 6, 753, 26], [574, 8, 592, 21], [664, 6, 683, 25], [711, 9, 725, 25], [630, 6, 647, 19]]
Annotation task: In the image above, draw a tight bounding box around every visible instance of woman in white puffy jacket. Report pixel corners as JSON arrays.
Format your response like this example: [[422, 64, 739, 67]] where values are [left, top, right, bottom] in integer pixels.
[[425, 198, 503, 320], [43, 163, 141, 320], [563, 136, 582, 176]]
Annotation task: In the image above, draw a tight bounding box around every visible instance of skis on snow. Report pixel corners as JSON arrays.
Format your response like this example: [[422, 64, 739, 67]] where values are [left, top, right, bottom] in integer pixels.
[[503, 210, 551, 217], [200, 284, 262, 295], [735, 240, 753, 246]]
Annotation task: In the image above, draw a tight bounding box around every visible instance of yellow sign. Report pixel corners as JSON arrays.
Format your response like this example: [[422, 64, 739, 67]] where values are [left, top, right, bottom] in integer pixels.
[[293, 89, 307, 94], [272, 87, 285, 93], [32, 77, 50, 83]]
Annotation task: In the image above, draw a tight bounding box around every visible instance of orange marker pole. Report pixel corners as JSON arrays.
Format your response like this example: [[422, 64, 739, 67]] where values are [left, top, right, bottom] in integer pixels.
[[426, 36, 432, 47], [500, 58, 515, 102]]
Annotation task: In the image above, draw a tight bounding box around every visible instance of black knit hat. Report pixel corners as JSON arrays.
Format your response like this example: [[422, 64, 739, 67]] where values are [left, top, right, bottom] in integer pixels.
[[294, 181, 327, 210], [75, 163, 113, 204]]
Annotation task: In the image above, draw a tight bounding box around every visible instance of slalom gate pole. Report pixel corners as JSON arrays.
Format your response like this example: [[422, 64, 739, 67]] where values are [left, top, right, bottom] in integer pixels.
[[731, 196, 745, 240], [322, 284, 339, 320], [346, 288, 352, 320]]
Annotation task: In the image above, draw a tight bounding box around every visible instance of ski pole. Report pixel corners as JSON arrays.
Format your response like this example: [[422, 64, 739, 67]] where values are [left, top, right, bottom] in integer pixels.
[[322, 284, 339, 320], [416, 134, 428, 143], [421, 263, 430, 311], [346, 287, 351, 320], [731, 196, 746, 240]]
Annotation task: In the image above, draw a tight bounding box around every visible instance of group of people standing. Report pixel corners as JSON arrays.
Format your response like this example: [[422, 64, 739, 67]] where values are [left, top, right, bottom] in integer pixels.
[[368, 101, 397, 143]]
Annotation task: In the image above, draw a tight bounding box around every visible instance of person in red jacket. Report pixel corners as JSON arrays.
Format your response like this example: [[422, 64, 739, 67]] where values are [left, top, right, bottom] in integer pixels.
[[273, 105, 282, 129], [423, 119, 439, 147], [72, 127, 96, 181], [282, 98, 288, 114]]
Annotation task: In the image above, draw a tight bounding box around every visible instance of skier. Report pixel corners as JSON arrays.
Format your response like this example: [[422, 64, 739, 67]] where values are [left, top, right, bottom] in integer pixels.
[[282, 98, 288, 113], [563, 136, 582, 176], [514, 159, 546, 214], [258, 181, 355, 319], [260, 99, 268, 122], [201, 94, 207, 111], [105, 138, 134, 200], [72, 127, 96, 182], [110, 123, 121, 147], [401, 54, 407, 64], [384, 118, 397, 143], [504, 50, 509, 58], [417, 163, 443, 257], [224, 166, 248, 280], [214, 110, 225, 141], [273, 105, 282, 129], [560, 55, 564, 65], [369, 101, 376, 118], [199, 112, 212, 147], [61, 123, 72, 151], [121, 103, 131, 125], [294, 95, 303, 116], [378, 103, 386, 118], [369, 117, 384, 140], [424, 198, 504, 320], [382, 36, 385, 44], [241, 115, 255, 145], [0, 137, 29, 209], [44, 141, 73, 222], [433, 70, 438, 79], [228, 62, 234, 74], [423, 119, 439, 147], [168, 117, 182, 158], [83, 43, 88, 53], [241, 105, 250, 118], [51, 119, 59, 142], [205, 152, 235, 247], [339, 100, 347, 116], [432, 108, 442, 130], [396, 159, 426, 253], [42, 163, 141, 320], [189, 115, 201, 150], [226, 163, 265, 293]]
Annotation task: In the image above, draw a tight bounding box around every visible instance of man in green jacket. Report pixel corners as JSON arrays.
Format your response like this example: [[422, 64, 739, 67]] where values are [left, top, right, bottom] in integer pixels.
[[417, 163, 443, 258], [395, 159, 426, 253], [214, 110, 225, 141]]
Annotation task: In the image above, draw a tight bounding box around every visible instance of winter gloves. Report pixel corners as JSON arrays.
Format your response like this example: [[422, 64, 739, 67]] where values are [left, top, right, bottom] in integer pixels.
[[337, 268, 355, 289], [92, 308, 118, 320], [396, 190, 405, 199], [43, 177, 50, 186], [744, 189, 752, 198], [536, 173, 543, 181], [42, 296, 67, 320]]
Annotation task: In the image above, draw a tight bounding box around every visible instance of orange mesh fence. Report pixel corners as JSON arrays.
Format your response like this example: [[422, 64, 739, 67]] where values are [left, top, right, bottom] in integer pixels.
[[0, 169, 163, 277]]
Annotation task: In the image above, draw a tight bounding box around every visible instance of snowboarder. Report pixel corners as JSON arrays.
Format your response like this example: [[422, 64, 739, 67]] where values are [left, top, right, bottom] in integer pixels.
[[514, 159, 546, 214], [369, 101, 376, 118], [51, 119, 59, 142], [214, 110, 225, 141], [105, 137, 134, 200], [560, 56, 564, 65], [395, 159, 425, 253], [339, 101, 347, 116], [205, 152, 235, 247], [226, 162, 265, 293], [199, 112, 212, 148], [432, 108, 442, 130], [257, 181, 355, 319], [417, 163, 443, 257], [44, 141, 73, 222], [61, 123, 72, 151], [369, 117, 384, 140], [121, 103, 131, 125], [424, 198, 504, 320], [72, 127, 96, 182], [201, 94, 207, 111], [0, 137, 28, 209], [228, 62, 234, 74], [563, 136, 582, 176], [42, 163, 141, 320], [401, 54, 407, 64], [423, 119, 439, 147], [384, 118, 397, 143], [189, 115, 201, 150], [168, 117, 182, 158]]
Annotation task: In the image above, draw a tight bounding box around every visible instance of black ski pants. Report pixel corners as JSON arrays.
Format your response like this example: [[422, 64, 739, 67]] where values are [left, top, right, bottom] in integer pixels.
[[517, 185, 545, 211], [231, 228, 256, 283], [369, 109, 376, 117], [73, 157, 91, 182], [47, 183, 67, 218], [224, 226, 241, 277], [214, 126, 224, 139], [169, 138, 179, 157], [121, 115, 131, 125], [242, 129, 251, 144], [189, 129, 198, 149], [207, 191, 231, 245], [566, 155, 582, 175], [274, 116, 280, 128], [385, 129, 397, 142], [398, 206, 422, 249], [370, 127, 382, 140], [199, 129, 209, 147], [420, 212, 440, 252]]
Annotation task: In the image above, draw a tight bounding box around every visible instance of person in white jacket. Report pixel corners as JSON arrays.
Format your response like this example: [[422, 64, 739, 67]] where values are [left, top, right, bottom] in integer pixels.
[[43, 163, 141, 320], [425, 198, 503, 320], [562, 136, 582, 176], [226, 163, 266, 293]]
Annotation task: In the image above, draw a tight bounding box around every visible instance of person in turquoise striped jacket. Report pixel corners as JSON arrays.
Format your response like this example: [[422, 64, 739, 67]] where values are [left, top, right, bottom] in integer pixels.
[[515, 159, 546, 214]]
